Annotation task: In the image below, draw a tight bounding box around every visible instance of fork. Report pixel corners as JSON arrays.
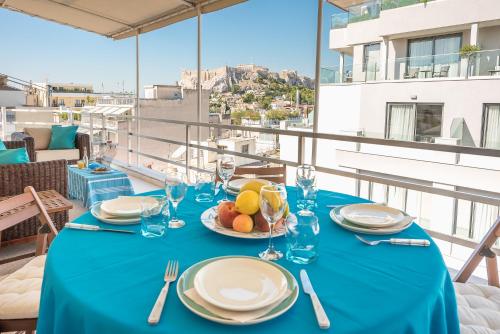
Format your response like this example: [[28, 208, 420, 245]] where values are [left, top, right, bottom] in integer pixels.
[[148, 260, 179, 325], [355, 234, 430, 247]]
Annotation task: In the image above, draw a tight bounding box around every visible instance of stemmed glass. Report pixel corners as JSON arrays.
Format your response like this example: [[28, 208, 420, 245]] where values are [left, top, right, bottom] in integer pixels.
[[296, 165, 316, 211], [217, 155, 235, 202], [259, 184, 287, 261], [164, 171, 188, 229]]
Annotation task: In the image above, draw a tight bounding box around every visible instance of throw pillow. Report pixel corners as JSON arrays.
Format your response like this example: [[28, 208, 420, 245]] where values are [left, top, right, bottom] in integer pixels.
[[0, 148, 30, 164], [48, 125, 78, 150]]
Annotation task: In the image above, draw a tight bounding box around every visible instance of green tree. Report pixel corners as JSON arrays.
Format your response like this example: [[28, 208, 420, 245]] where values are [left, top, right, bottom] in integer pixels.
[[265, 109, 289, 121], [242, 92, 255, 103], [231, 84, 241, 94], [231, 109, 260, 125]]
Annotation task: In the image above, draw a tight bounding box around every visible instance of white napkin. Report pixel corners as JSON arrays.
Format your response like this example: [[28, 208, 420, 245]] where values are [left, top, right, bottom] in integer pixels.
[[184, 288, 292, 323]]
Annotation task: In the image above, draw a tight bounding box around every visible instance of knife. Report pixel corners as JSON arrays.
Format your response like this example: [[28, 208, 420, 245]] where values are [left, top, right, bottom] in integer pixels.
[[65, 223, 135, 234], [300, 269, 330, 329]]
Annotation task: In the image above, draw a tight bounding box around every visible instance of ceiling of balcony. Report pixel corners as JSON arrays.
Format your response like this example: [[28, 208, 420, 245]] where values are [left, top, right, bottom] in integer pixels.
[[327, 0, 367, 10], [0, 0, 246, 40]]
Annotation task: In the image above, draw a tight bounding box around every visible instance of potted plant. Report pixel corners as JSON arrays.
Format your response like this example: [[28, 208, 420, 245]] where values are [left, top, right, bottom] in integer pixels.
[[460, 45, 481, 78]]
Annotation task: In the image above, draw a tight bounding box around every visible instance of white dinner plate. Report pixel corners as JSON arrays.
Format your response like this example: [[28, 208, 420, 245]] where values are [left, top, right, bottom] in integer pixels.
[[177, 256, 298, 325], [100, 196, 157, 217], [194, 257, 288, 311], [330, 205, 413, 235], [227, 178, 271, 192], [340, 204, 405, 228], [90, 202, 141, 225], [200, 206, 286, 239]]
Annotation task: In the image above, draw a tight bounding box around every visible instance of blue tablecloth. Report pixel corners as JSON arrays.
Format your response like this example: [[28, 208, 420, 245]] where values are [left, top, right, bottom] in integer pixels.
[[37, 187, 459, 334], [67, 166, 134, 207]]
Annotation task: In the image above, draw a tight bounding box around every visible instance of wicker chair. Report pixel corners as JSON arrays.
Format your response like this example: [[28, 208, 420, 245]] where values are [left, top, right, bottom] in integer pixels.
[[0, 186, 58, 333], [12, 131, 90, 164], [453, 217, 500, 333], [0, 140, 68, 243]]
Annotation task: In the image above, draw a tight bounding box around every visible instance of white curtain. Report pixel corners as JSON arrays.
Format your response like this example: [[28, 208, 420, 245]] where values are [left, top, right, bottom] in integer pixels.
[[484, 104, 500, 149], [388, 104, 415, 141]]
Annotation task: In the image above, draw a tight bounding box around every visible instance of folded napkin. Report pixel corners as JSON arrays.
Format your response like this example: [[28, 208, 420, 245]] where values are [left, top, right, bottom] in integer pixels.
[[184, 288, 291, 323], [88, 162, 103, 170]]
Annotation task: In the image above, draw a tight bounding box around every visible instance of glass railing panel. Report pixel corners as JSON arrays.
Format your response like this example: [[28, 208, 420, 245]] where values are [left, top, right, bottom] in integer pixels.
[[388, 53, 461, 80], [468, 49, 500, 77], [347, 0, 380, 23], [381, 0, 433, 10], [331, 12, 348, 29], [321, 63, 379, 84]]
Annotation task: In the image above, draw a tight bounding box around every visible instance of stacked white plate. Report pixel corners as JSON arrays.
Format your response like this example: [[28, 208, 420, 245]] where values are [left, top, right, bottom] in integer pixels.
[[329, 203, 414, 235], [90, 196, 159, 225], [226, 178, 272, 196], [177, 256, 298, 325]]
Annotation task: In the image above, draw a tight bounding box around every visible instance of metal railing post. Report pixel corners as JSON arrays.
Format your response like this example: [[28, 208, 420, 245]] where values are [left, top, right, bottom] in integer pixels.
[[101, 113, 106, 144], [0, 107, 6, 140], [89, 112, 94, 158], [68, 108, 74, 125], [127, 117, 132, 166], [185, 125, 191, 177], [298, 135, 305, 165]]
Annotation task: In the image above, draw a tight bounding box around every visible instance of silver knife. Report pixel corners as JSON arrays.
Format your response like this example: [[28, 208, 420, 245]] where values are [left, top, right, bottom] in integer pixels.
[[300, 269, 330, 329], [65, 223, 135, 234]]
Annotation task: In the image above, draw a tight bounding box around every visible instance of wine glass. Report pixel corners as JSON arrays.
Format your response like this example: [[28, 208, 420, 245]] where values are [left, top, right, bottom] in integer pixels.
[[217, 155, 235, 202], [259, 184, 287, 261], [164, 171, 188, 229], [296, 165, 316, 211]]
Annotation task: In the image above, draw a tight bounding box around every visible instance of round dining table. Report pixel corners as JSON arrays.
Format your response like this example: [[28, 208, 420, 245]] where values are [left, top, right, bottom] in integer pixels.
[[37, 187, 460, 334]]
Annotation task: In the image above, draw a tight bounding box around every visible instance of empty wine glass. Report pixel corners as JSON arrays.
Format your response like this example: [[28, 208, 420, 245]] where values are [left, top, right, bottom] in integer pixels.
[[165, 171, 188, 229], [259, 184, 287, 261], [296, 165, 316, 211], [217, 154, 235, 202]]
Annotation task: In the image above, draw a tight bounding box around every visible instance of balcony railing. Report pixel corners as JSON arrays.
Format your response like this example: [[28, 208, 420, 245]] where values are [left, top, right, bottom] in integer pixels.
[[1, 106, 499, 255], [331, 0, 380, 29], [321, 50, 500, 83], [388, 52, 462, 80], [331, 0, 433, 29], [381, 0, 433, 10], [321, 62, 379, 83], [468, 49, 500, 77]]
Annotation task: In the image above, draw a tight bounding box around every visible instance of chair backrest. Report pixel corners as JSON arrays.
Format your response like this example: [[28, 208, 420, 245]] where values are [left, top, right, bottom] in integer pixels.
[[0, 186, 58, 255], [231, 165, 286, 184], [440, 65, 450, 75], [454, 217, 500, 287]]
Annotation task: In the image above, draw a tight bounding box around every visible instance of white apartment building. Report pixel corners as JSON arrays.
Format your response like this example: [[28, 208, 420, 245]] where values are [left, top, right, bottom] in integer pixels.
[[313, 0, 500, 250]]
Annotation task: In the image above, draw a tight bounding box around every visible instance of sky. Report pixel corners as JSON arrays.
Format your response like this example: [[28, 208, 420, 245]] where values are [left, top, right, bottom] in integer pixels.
[[0, 0, 341, 94]]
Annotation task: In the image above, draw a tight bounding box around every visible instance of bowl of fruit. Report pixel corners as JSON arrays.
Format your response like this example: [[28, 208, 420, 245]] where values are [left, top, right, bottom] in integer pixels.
[[200, 180, 289, 239]]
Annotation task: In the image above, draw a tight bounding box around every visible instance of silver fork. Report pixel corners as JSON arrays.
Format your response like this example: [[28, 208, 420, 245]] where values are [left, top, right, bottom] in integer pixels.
[[355, 234, 430, 247], [148, 260, 179, 325]]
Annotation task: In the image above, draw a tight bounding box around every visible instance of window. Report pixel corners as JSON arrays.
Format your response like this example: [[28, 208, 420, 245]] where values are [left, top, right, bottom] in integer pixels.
[[363, 43, 380, 80], [481, 104, 500, 149], [241, 144, 249, 154], [386, 103, 443, 142], [407, 34, 462, 78]]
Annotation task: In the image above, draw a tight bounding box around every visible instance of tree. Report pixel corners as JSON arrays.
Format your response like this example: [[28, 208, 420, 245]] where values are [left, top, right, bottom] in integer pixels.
[[231, 84, 241, 94], [242, 92, 255, 103], [231, 110, 260, 125], [265, 109, 289, 121]]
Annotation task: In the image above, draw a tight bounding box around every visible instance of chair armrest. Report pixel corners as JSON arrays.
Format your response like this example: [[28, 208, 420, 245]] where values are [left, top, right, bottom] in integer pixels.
[[75, 132, 90, 160], [3, 137, 36, 162]]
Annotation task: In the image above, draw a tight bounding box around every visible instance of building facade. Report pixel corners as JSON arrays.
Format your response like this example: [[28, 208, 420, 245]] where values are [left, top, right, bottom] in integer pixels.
[[316, 0, 500, 248]]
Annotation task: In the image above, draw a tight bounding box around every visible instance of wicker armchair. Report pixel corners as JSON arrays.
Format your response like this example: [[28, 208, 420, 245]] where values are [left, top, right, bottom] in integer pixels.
[[0, 149, 68, 243], [12, 131, 90, 164]]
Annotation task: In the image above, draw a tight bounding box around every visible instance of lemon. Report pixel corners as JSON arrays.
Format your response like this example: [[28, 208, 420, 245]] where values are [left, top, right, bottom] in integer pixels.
[[240, 180, 268, 195], [235, 190, 260, 215], [284, 201, 290, 217]]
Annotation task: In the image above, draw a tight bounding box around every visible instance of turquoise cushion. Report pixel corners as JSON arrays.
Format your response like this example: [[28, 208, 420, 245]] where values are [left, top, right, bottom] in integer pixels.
[[0, 148, 30, 164], [48, 125, 78, 149], [0, 140, 6, 150]]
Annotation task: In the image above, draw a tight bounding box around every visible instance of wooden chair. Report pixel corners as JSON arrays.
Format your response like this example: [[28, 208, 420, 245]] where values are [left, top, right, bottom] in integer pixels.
[[231, 165, 286, 184], [0, 186, 59, 333], [453, 217, 500, 333]]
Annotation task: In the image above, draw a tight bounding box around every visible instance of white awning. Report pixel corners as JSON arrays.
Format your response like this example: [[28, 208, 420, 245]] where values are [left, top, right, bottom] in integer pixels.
[[83, 105, 132, 116], [0, 0, 246, 40]]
